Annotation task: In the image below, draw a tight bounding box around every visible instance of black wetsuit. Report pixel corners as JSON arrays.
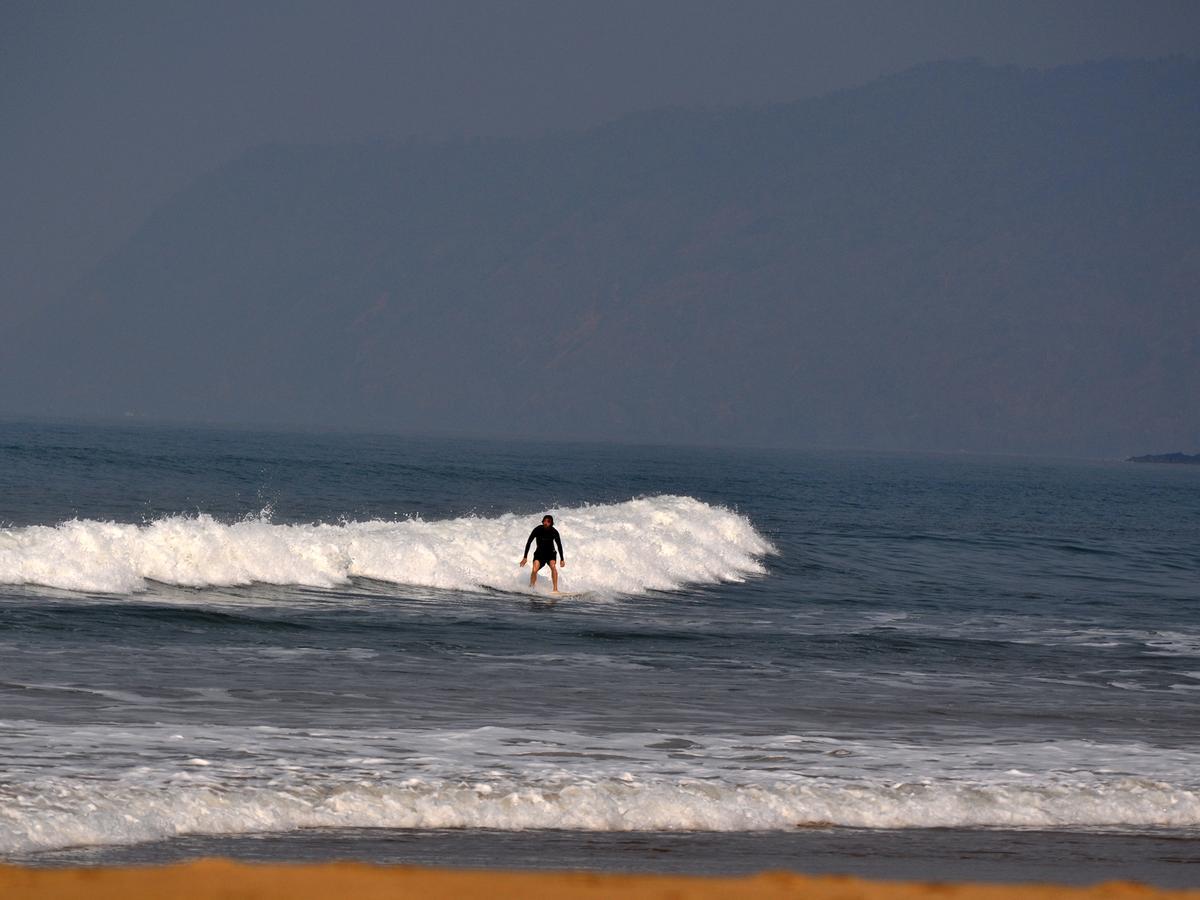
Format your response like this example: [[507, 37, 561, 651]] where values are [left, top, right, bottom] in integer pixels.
[[523, 525, 564, 564]]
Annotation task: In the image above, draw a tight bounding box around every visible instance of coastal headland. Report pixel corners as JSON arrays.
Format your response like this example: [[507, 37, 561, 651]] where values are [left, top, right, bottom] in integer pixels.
[[1127, 453, 1200, 465]]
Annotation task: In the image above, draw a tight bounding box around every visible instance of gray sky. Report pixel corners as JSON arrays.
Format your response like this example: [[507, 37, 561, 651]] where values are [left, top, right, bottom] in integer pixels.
[[3, 0, 1199, 330]]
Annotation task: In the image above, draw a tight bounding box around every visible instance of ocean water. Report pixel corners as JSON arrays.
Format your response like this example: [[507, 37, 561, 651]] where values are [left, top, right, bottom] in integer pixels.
[[1, 420, 1198, 882]]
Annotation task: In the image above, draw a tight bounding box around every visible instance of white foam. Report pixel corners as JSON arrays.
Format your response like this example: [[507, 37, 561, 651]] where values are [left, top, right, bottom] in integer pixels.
[[3, 722, 1199, 854], [0, 496, 773, 595], [3, 773, 1198, 855]]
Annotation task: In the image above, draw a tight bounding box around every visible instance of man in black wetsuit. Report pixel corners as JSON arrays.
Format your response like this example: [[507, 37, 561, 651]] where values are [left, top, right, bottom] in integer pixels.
[[520, 515, 565, 592]]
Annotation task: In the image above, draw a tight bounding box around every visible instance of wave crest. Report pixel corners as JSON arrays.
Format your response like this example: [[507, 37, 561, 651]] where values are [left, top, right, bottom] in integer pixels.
[[0, 496, 773, 595]]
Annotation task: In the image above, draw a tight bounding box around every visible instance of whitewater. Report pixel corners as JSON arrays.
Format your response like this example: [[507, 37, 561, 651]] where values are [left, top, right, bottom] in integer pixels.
[[0, 496, 772, 595], [4, 722, 1200, 855]]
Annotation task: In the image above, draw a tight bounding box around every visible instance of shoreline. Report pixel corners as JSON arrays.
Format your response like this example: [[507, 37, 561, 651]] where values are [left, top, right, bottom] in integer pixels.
[[12, 826, 1200, 888], [3, 861, 1200, 900]]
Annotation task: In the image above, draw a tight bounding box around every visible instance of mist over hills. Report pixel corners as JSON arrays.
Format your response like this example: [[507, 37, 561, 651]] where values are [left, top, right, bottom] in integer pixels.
[[4, 58, 1197, 456]]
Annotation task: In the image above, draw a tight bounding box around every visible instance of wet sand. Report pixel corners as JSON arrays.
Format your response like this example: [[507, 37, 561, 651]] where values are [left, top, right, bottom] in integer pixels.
[[3, 861, 1200, 900], [15, 827, 1200, 888]]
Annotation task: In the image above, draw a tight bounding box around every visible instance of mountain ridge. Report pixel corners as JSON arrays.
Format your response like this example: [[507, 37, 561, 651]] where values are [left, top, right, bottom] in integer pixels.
[[4, 57, 1198, 455]]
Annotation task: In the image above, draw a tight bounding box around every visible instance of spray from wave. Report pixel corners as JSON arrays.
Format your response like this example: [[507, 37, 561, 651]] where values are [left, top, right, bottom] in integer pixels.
[[0, 495, 773, 595]]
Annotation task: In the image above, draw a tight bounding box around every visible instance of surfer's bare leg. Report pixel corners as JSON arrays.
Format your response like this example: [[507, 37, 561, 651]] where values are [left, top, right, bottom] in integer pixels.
[[529, 560, 542, 587], [548, 559, 559, 592]]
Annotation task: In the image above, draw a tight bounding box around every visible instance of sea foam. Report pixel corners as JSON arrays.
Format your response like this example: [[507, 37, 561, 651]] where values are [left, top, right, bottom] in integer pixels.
[[0, 495, 772, 595], [5, 722, 1198, 854], [3, 773, 1198, 855]]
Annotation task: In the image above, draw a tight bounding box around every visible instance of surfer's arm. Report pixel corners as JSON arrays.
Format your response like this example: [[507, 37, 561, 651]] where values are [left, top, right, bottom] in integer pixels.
[[521, 529, 537, 559], [554, 531, 564, 563]]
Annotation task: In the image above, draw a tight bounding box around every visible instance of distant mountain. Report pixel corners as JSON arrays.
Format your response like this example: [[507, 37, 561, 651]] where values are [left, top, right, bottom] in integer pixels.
[[4, 58, 1198, 455]]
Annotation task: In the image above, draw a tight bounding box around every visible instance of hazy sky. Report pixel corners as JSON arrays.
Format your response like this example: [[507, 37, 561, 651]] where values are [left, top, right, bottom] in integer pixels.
[[3, 0, 1199, 329]]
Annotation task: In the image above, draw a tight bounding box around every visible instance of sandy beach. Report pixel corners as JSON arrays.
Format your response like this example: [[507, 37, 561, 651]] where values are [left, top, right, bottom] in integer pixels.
[[2, 861, 1199, 900]]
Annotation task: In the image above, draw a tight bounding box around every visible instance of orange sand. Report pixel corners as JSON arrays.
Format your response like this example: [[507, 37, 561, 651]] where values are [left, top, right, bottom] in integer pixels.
[[1, 861, 1198, 900]]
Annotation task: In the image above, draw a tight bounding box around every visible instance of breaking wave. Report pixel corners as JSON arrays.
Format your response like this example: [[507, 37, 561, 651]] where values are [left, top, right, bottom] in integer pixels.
[[4, 722, 1198, 854], [4, 774, 1198, 855], [0, 495, 772, 595]]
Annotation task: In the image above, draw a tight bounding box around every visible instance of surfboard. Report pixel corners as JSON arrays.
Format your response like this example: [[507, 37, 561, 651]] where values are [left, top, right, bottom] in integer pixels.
[[487, 586, 590, 599]]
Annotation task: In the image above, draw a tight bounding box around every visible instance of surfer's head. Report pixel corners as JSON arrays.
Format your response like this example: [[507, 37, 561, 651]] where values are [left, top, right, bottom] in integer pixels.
[[542, 515, 554, 527]]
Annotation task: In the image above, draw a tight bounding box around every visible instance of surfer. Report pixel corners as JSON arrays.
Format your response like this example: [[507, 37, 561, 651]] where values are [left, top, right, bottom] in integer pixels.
[[520, 515, 565, 592]]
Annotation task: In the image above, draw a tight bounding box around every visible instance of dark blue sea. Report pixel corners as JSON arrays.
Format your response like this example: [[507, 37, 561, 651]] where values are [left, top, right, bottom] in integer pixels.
[[1, 420, 1198, 884]]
